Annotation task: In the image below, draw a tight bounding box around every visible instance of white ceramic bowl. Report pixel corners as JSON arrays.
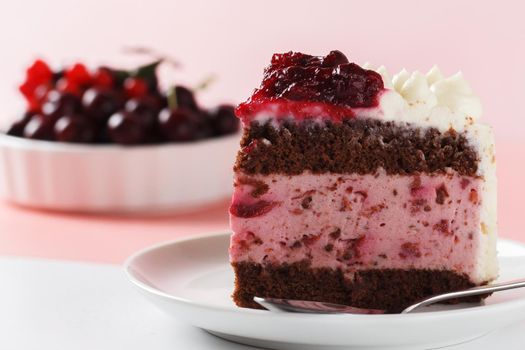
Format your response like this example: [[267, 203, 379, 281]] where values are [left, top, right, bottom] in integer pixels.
[[0, 133, 240, 213]]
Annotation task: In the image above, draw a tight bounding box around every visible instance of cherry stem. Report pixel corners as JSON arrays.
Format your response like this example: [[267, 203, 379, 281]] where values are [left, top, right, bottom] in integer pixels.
[[167, 86, 178, 110]]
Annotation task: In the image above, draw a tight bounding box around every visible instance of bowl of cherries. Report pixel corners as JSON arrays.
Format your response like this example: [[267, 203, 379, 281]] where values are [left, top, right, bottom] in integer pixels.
[[0, 59, 240, 213]]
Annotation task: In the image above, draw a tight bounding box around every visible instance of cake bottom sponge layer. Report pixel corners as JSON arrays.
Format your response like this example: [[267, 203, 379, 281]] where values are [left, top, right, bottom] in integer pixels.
[[232, 261, 484, 313]]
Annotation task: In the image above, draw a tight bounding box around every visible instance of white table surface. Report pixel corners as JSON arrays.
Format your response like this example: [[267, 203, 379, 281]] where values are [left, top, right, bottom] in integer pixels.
[[0, 257, 523, 350]]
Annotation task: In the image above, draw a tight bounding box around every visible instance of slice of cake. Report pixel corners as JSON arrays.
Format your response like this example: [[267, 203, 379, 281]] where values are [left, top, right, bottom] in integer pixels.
[[229, 50, 497, 312]]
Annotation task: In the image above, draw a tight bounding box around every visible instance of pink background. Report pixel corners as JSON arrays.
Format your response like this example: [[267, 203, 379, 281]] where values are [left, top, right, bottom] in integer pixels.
[[0, 0, 523, 263]]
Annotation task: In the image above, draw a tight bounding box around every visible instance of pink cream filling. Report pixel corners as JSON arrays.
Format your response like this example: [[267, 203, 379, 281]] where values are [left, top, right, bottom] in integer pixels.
[[229, 171, 482, 280]]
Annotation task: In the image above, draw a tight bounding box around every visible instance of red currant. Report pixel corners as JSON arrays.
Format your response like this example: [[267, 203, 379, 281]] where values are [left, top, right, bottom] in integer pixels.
[[124, 78, 148, 98], [65, 63, 92, 86], [26, 59, 53, 86], [19, 60, 53, 105], [56, 77, 81, 95], [93, 68, 114, 88]]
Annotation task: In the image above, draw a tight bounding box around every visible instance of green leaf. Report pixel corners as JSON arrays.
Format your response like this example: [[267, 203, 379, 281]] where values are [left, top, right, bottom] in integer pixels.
[[132, 60, 163, 80], [111, 69, 132, 86]]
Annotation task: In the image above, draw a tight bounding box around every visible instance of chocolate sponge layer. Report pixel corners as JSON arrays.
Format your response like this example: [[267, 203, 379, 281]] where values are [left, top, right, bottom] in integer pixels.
[[232, 261, 484, 313], [235, 119, 478, 176]]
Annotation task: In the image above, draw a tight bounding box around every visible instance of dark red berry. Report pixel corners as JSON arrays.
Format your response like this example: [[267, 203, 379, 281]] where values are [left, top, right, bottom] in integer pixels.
[[52, 70, 64, 84], [65, 63, 92, 86], [107, 111, 146, 144], [42, 90, 81, 120], [174, 86, 198, 111], [23, 114, 55, 141], [6, 112, 34, 137], [124, 78, 148, 98], [82, 87, 122, 124], [207, 104, 239, 135], [321, 50, 349, 67], [54, 114, 95, 143], [158, 107, 208, 142], [125, 96, 161, 129], [93, 67, 114, 88]]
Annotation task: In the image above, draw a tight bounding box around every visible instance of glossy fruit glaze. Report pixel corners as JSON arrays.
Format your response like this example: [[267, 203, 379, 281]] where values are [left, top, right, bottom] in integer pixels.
[[236, 50, 384, 123]]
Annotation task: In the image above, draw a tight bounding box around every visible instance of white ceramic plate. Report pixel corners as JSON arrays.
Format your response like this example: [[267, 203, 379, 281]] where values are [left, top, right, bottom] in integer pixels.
[[124, 232, 525, 350], [0, 133, 239, 213]]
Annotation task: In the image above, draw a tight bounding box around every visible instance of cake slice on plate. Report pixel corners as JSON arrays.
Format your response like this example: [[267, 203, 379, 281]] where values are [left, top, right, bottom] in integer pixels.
[[229, 50, 497, 312]]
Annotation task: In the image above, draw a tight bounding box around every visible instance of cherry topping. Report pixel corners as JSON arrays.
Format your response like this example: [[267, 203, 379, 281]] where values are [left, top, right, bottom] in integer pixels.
[[242, 50, 384, 110], [107, 111, 146, 144], [54, 114, 95, 143], [321, 50, 350, 67]]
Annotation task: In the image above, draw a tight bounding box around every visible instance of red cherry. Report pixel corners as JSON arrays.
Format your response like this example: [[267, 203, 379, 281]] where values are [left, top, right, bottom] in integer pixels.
[[207, 104, 239, 135], [82, 87, 122, 124], [174, 85, 199, 111], [125, 97, 160, 129], [23, 114, 55, 141], [65, 63, 92, 86], [42, 90, 81, 119], [107, 111, 147, 144], [124, 78, 148, 98], [6, 112, 34, 137], [93, 68, 114, 88], [54, 114, 95, 143], [158, 107, 209, 142]]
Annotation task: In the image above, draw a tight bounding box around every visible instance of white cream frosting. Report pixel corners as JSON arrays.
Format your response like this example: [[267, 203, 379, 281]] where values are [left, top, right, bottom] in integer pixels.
[[358, 65, 483, 133]]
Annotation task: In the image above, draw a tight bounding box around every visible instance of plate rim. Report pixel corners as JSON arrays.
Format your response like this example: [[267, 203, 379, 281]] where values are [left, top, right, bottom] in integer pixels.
[[123, 231, 525, 320]]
